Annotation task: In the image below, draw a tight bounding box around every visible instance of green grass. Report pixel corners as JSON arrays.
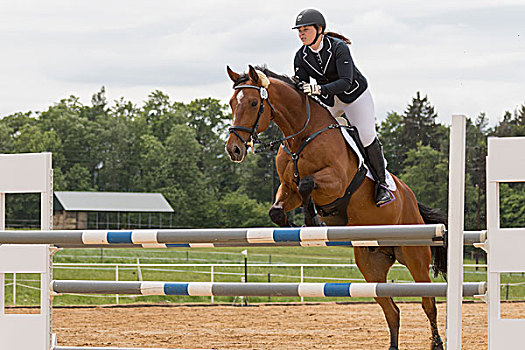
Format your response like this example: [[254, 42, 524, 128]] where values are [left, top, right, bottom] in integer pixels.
[[3, 247, 523, 306]]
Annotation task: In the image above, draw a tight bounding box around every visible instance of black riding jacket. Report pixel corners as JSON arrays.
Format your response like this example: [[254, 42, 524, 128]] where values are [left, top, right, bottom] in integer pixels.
[[294, 35, 368, 106]]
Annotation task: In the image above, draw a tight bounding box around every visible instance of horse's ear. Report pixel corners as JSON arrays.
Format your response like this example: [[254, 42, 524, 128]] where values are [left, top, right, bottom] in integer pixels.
[[248, 65, 259, 84], [227, 66, 240, 82]]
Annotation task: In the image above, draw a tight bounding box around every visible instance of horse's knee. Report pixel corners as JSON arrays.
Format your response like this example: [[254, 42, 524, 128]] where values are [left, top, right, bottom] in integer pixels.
[[269, 205, 287, 227], [298, 176, 316, 199]]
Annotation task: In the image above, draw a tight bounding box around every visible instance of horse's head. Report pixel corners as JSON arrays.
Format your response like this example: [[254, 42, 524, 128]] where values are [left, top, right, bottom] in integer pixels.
[[225, 65, 273, 163]]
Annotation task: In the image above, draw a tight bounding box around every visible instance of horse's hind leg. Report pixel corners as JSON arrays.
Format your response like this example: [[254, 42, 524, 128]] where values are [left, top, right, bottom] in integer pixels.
[[401, 247, 444, 350], [354, 247, 400, 350]]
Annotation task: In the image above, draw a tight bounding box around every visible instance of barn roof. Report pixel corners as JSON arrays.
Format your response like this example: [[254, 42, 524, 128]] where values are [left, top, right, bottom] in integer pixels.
[[53, 191, 174, 212]]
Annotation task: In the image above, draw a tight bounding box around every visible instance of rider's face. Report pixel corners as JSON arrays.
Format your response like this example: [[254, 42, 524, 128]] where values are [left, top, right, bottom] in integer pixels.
[[297, 25, 318, 46]]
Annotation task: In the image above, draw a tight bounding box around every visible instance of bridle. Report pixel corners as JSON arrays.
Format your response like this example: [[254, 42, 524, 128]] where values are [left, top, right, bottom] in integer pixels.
[[229, 84, 311, 152], [228, 84, 275, 150]]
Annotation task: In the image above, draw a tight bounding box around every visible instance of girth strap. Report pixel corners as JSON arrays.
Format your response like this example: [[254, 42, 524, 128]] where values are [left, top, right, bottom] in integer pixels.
[[317, 164, 368, 219]]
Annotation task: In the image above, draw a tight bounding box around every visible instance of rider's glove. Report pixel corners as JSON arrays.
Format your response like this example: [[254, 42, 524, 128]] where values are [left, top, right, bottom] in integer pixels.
[[302, 83, 322, 95]]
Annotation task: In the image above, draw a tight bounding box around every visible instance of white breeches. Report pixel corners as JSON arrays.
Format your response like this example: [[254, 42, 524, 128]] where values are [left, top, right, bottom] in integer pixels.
[[326, 89, 377, 147]]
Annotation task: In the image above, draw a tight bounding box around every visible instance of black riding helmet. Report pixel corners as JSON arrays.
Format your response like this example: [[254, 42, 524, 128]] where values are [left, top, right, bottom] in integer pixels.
[[293, 9, 326, 47], [292, 9, 326, 31]]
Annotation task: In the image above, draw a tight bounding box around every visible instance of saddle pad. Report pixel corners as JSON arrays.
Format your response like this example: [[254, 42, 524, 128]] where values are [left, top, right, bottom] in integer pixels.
[[336, 118, 397, 192]]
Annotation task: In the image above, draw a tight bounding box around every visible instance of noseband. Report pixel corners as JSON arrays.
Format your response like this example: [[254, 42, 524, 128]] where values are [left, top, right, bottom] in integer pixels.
[[228, 85, 275, 149]]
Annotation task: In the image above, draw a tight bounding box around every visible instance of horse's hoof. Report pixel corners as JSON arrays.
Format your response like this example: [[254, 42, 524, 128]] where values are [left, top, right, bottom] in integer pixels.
[[388, 347, 398, 350], [269, 206, 287, 227], [431, 336, 444, 350]]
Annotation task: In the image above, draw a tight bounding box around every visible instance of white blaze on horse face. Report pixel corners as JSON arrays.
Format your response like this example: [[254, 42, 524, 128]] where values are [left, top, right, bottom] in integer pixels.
[[236, 90, 244, 104]]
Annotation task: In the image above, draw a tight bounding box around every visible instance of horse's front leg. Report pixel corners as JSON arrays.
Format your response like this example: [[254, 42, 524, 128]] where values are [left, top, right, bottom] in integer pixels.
[[269, 183, 302, 227], [298, 175, 323, 226], [298, 167, 346, 226]]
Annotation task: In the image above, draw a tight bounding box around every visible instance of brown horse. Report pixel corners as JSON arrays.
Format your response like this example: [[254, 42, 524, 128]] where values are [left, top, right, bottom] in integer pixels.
[[225, 65, 447, 350]]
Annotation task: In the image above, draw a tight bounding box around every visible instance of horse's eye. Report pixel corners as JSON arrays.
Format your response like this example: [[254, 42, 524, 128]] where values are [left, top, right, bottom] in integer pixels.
[[251, 100, 258, 107]]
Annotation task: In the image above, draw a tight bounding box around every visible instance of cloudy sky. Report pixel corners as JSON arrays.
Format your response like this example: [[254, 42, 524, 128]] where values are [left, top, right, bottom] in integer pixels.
[[1, 0, 524, 126]]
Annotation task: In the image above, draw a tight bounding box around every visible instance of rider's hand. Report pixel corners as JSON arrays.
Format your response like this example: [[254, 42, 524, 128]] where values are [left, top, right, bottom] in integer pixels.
[[291, 76, 304, 90], [302, 83, 322, 95]]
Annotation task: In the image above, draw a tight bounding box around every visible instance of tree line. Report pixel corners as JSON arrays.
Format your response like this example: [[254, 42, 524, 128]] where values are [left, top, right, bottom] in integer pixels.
[[1, 87, 524, 229]]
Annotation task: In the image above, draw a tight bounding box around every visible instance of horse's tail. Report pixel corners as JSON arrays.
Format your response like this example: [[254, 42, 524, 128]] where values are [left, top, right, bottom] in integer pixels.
[[417, 202, 448, 279]]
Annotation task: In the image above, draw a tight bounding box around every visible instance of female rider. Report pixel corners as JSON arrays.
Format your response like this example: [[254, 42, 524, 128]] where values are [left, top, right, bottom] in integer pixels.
[[292, 8, 393, 207]]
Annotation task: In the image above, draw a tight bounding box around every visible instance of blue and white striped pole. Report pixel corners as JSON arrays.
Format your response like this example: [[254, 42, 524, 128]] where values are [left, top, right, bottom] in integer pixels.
[[0, 224, 445, 246], [52, 281, 486, 298]]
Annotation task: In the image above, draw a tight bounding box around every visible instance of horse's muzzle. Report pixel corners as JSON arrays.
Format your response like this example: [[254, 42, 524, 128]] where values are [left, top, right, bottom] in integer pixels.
[[225, 138, 247, 163]]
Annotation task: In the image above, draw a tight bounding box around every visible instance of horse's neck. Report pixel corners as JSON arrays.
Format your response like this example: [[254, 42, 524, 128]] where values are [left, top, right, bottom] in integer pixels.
[[270, 83, 332, 147]]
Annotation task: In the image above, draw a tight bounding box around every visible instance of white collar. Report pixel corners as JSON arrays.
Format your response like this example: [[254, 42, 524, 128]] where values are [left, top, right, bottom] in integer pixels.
[[308, 37, 324, 53]]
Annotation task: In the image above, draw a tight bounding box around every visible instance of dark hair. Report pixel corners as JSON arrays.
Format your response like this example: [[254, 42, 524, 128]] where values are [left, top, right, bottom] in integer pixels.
[[325, 31, 351, 45]]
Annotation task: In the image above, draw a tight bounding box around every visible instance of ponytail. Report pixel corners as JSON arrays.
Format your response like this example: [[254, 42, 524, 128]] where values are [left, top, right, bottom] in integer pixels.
[[325, 31, 351, 45]]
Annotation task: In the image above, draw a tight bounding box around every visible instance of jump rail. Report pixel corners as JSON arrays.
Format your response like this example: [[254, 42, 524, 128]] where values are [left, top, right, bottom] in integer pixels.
[[0, 224, 445, 246], [55, 231, 485, 248], [52, 281, 487, 298]]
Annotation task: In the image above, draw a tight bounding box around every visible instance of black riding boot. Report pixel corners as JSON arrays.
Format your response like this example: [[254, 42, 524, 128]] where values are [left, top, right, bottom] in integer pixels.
[[365, 138, 394, 207]]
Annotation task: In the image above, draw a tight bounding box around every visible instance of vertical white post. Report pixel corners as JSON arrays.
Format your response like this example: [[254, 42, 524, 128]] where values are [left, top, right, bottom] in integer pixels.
[[41, 153, 53, 350], [116, 265, 119, 305], [136, 258, 143, 281], [300, 265, 304, 302], [211, 265, 214, 304], [41, 153, 53, 231], [0, 153, 54, 350], [486, 169, 500, 349], [486, 137, 525, 349], [446, 114, 466, 349]]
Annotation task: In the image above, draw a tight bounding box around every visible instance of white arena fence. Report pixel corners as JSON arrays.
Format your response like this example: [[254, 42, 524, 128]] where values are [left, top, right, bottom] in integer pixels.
[[6, 262, 511, 305]]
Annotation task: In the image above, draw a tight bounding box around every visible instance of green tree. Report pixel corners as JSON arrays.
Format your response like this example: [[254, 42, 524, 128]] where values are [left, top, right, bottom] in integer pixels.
[[137, 90, 185, 143], [500, 183, 525, 228], [64, 164, 93, 191], [465, 114, 489, 230], [379, 93, 447, 175], [378, 111, 404, 175], [400, 143, 449, 213], [0, 123, 12, 153], [215, 191, 273, 227], [492, 104, 525, 137], [401, 92, 441, 150], [133, 134, 169, 191], [184, 98, 234, 193], [164, 124, 217, 226]]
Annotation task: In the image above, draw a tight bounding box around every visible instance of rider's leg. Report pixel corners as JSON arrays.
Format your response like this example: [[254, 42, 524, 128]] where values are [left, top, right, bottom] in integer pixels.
[[338, 90, 394, 207], [365, 138, 394, 206]]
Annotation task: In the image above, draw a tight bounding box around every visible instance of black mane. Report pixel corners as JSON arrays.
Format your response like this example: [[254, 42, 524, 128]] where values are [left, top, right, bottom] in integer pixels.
[[255, 65, 298, 89], [232, 65, 329, 112], [232, 65, 298, 90], [256, 65, 330, 112]]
